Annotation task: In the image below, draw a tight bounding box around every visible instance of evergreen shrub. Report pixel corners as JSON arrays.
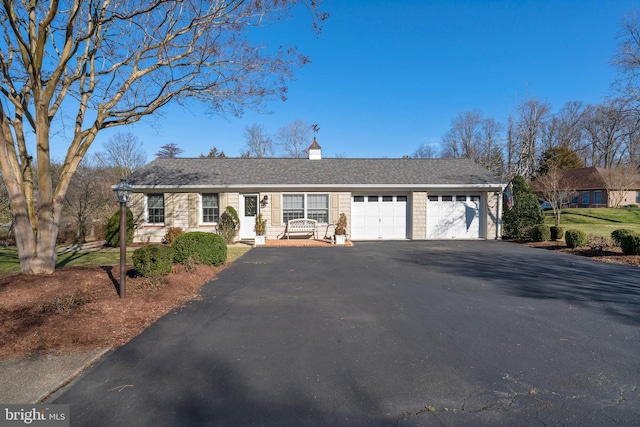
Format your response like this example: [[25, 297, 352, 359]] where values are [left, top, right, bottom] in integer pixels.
[[104, 207, 134, 247], [502, 175, 544, 240], [133, 245, 174, 277], [611, 229, 633, 247], [172, 232, 227, 266], [565, 229, 587, 249], [531, 224, 551, 242], [550, 225, 564, 241], [620, 233, 640, 255]]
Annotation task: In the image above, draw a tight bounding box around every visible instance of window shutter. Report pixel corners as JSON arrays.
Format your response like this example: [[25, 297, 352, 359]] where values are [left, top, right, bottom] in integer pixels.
[[188, 193, 199, 227], [220, 193, 228, 211], [131, 193, 145, 226], [271, 193, 281, 226], [164, 193, 174, 227], [331, 194, 339, 223]]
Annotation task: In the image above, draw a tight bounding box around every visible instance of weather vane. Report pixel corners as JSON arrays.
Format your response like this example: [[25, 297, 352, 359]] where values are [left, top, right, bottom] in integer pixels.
[[311, 124, 320, 134]]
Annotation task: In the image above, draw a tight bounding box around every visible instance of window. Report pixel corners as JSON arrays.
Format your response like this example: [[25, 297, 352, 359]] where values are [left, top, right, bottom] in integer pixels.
[[582, 191, 590, 205], [283, 194, 304, 223], [307, 194, 329, 223], [147, 194, 165, 224], [594, 191, 602, 205], [442, 195, 453, 202], [636, 191, 640, 204], [397, 195, 408, 202], [470, 195, 480, 203], [283, 194, 329, 224], [428, 195, 438, 202], [383, 196, 393, 202], [368, 196, 379, 202], [354, 196, 365, 202], [202, 194, 219, 223]]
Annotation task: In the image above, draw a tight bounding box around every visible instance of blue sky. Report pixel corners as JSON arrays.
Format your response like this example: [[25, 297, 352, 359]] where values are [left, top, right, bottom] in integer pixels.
[[85, 0, 639, 161]]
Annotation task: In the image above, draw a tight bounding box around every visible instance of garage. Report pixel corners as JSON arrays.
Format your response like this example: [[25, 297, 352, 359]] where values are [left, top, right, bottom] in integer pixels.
[[427, 194, 483, 239], [351, 195, 408, 240]]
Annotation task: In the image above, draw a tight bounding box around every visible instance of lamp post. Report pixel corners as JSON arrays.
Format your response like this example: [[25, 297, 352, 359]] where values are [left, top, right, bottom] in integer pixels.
[[113, 178, 132, 298]]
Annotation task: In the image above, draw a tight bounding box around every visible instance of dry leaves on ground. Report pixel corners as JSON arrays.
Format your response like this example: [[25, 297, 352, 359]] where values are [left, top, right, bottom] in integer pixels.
[[524, 240, 640, 267], [0, 264, 220, 361]]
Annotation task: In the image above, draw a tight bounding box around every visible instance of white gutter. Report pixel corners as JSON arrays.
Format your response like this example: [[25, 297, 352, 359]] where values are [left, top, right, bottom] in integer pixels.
[[130, 183, 508, 190]]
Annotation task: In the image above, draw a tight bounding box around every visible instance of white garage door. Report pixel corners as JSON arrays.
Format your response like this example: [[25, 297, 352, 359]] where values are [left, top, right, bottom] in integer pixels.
[[351, 195, 408, 240], [427, 195, 483, 239]]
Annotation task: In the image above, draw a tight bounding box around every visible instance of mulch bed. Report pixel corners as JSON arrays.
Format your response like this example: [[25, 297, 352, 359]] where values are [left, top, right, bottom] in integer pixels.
[[0, 264, 220, 360], [523, 240, 640, 267]]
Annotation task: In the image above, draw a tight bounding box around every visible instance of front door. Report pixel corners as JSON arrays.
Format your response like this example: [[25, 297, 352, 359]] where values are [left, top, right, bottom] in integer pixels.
[[240, 194, 259, 239]]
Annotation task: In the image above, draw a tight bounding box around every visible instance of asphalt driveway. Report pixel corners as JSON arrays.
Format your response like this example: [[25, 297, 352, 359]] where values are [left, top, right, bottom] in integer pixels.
[[52, 241, 640, 426]]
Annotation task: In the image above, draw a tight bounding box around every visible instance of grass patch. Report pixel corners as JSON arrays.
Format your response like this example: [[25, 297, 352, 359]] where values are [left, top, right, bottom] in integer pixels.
[[0, 245, 251, 275], [544, 207, 640, 239]]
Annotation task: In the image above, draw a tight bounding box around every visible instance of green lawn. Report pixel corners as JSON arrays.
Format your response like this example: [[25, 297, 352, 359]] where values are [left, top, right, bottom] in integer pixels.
[[544, 207, 640, 238], [0, 245, 251, 275]]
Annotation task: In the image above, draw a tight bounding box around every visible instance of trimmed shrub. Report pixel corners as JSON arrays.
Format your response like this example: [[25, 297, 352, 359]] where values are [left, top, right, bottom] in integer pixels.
[[550, 225, 564, 241], [611, 229, 633, 247], [164, 227, 184, 245], [620, 233, 640, 255], [531, 224, 551, 242], [565, 229, 587, 249], [172, 232, 227, 266], [133, 245, 174, 278], [104, 207, 134, 247]]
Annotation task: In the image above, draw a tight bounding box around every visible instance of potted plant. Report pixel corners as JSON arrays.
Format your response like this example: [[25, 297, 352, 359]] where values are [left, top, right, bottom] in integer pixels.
[[334, 213, 347, 245], [254, 213, 266, 245]]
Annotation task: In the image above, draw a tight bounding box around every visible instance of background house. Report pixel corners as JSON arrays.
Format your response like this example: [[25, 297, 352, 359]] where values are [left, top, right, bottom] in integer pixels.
[[126, 143, 506, 243], [552, 167, 640, 208]]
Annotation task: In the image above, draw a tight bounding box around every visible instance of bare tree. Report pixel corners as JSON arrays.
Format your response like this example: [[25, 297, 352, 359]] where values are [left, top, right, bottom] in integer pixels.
[[277, 120, 311, 158], [478, 117, 505, 176], [542, 101, 589, 163], [0, 1, 325, 274], [63, 160, 118, 242], [94, 132, 146, 177], [243, 124, 274, 158], [512, 97, 552, 181], [441, 110, 483, 159], [199, 147, 227, 158], [412, 143, 437, 158], [532, 168, 579, 226], [0, 177, 11, 232], [612, 10, 640, 108], [440, 110, 505, 174], [583, 99, 634, 168], [155, 143, 184, 159]]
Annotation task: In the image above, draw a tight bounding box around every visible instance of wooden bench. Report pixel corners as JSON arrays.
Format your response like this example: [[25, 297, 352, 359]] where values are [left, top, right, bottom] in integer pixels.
[[285, 218, 317, 239]]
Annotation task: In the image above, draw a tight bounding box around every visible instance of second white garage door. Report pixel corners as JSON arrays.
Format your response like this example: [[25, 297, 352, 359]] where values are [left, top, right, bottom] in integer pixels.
[[351, 195, 408, 240], [427, 194, 483, 239]]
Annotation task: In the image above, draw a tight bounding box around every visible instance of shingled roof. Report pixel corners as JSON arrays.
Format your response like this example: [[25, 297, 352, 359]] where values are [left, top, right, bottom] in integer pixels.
[[127, 157, 505, 189]]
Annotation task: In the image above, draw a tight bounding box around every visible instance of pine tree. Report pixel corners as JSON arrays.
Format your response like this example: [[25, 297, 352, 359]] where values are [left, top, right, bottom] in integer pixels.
[[502, 175, 544, 240]]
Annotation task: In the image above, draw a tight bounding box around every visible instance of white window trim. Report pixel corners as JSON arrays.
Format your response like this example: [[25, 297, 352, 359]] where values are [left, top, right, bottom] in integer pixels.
[[282, 193, 330, 224], [145, 193, 165, 225], [199, 193, 220, 225]]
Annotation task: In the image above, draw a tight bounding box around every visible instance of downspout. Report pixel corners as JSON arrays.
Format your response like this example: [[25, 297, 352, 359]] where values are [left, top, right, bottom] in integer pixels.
[[496, 190, 503, 240]]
